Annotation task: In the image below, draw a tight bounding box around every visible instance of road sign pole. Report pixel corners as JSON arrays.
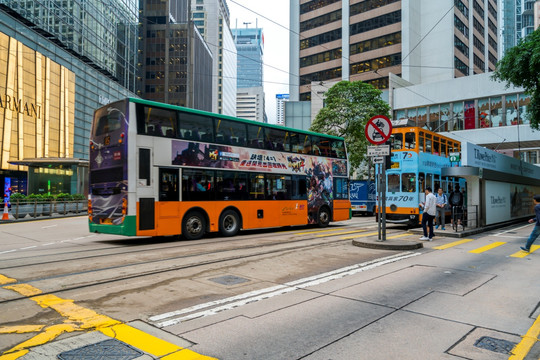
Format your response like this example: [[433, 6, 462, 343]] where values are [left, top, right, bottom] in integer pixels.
[[377, 162, 381, 241], [381, 156, 387, 241]]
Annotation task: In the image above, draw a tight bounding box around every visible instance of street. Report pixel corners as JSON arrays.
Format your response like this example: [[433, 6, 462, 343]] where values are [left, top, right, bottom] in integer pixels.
[[0, 215, 539, 359]]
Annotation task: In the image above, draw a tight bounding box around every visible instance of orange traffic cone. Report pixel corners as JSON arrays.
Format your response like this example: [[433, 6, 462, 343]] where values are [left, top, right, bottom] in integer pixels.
[[2, 202, 9, 220]]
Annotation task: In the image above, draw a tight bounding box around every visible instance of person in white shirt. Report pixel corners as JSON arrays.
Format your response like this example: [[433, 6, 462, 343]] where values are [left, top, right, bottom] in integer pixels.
[[419, 186, 437, 241]]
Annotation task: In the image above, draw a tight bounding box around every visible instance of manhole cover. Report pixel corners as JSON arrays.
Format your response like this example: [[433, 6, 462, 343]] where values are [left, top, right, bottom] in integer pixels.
[[209, 275, 250, 286], [474, 336, 516, 354], [57, 338, 143, 360]]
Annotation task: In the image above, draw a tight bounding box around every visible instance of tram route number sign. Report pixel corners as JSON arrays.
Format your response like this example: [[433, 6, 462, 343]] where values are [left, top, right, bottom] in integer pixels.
[[367, 145, 390, 157], [365, 115, 392, 145]]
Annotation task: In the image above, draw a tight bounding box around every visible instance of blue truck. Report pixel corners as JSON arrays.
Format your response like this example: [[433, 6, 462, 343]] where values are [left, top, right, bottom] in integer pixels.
[[349, 180, 376, 216]]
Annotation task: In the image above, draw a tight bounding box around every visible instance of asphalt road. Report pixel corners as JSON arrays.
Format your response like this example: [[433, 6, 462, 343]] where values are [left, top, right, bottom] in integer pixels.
[[0, 215, 539, 359]]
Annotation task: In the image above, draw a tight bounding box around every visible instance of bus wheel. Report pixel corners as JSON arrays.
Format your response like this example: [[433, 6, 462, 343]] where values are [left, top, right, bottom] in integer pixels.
[[318, 207, 331, 228], [182, 211, 206, 240], [219, 209, 240, 237]]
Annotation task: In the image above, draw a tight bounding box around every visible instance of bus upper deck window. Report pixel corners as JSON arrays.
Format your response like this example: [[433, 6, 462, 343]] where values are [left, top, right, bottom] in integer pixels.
[[405, 132, 416, 149], [331, 140, 345, 159]]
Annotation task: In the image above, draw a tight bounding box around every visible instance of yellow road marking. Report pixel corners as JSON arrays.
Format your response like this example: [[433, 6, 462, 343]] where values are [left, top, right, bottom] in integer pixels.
[[510, 245, 540, 258], [0, 325, 45, 334], [341, 232, 379, 240], [0, 275, 16, 285], [294, 227, 345, 235], [100, 324, 215, 360], [1, 276, 217, 359], [468, 242, 506, 253], [386, 233, 414, 239], [433, 239, 475, 250], [509, 311, 540, 359], [316, 229, 365, 237]]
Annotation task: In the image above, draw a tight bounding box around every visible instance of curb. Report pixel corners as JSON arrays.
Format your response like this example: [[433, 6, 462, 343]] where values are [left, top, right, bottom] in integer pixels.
[[352, 237, 423, 250]]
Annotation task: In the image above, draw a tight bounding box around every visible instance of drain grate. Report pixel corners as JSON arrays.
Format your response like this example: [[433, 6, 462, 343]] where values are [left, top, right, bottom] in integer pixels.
[[209, 275, 250, 286], [474, 336, 516, 354], [57, 338, 143, 360]]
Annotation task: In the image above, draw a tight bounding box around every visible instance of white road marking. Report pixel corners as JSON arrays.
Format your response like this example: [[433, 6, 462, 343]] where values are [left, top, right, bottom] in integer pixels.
[[494, 223, 532, 236], [151, 251, 421, 328], [42, 224, 58, 229], [0, 235, 96, 256]]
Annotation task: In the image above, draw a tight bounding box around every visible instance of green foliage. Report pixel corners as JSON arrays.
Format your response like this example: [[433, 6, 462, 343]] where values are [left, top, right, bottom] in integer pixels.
[[492, 28, 540, 130], [56, 193, 73, 201], [42, 194, 55, 202], [310, 81, 391, 174], [72, 194, 86, 200], [9, 193, 26, 202], [27, 193, 42, 201]]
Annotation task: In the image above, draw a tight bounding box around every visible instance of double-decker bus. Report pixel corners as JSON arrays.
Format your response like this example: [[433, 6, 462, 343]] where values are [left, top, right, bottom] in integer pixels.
[[88, 98, 351, 239], [379, 125, 464, 227]]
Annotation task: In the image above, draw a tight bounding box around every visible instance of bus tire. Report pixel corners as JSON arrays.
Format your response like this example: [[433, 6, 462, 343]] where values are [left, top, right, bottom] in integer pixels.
[[219, 209, 240, 237], [318, 207, 331, 228], [182, 211, 206, 240]]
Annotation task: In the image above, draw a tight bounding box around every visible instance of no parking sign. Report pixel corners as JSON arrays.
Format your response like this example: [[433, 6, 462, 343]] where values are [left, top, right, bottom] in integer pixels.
[[365, 115, 392, 145]]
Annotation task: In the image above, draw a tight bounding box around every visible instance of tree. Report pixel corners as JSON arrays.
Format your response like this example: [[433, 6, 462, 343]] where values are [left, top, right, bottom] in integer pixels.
[[310, 80, 391, 176], [492, 28, 540, 130]]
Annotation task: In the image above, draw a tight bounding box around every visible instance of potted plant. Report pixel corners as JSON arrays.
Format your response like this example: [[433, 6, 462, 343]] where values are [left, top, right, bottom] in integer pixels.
[[72, 194, 86, 213], [10, 193, 29, 219], [41, 194, 55, 216], [56, 193, 73, 214], [26, 194, 43, 218]]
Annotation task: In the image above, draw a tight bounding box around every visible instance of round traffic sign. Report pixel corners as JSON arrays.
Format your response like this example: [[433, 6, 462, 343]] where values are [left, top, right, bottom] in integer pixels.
[[365, 115, 392, 145]]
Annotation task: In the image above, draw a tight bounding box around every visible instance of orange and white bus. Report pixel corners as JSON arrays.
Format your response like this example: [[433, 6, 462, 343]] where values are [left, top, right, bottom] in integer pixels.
[[88, 98, 351, 239]]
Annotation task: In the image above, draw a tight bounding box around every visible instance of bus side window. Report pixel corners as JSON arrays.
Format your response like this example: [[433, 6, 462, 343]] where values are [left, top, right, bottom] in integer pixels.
[[247, 125, 264, 149], [179, 112, 213, 142], [302, 135, 312, 155], [405, 132, 416, 149], [292, 176, 308, 200], [331, 140, 346, 159]]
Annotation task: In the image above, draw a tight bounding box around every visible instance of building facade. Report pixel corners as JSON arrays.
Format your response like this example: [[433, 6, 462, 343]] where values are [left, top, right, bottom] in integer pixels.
[[276, 94, 290, 125], [138, 0, 213, 111], [236, 87, 266, 122], [0, 5, 135, 198], [501, 0, 538, 54], [290, 0, 498, 101], [233, 27, 264, 88], [391, 72, 538, 166], [191, 0, 237, 115]]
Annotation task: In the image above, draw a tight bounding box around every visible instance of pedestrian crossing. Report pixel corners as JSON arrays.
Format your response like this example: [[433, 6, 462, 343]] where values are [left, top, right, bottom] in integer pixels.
[[433, 238, 540, 257]]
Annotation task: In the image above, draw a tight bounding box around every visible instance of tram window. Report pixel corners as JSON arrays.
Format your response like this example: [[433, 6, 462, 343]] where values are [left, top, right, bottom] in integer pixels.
[[215, 171, 248, 200], [405, 132, 416, 149], [419, 132, 425, 152], [215, 118, 247, 146], [391, 133, 403, 150], [425, 134, 432, 153], [441, 139, 447, 156], [179, 112, 213, 142], [425, 173, 433, 190], [433, 137, 440, 155], [434, 174, 440, 191], [402, 173, 416, 192], [419, 172, 425, 191], [247, 125, 265, 149], [388, 174, 400, 193]]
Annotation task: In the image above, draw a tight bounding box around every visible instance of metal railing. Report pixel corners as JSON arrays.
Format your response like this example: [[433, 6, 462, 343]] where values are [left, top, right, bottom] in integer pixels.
[[1, 200, 88, 220]]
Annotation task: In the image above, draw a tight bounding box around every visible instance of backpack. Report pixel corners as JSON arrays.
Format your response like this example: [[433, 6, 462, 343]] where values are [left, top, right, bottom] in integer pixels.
[[450, 191, 463, 207]]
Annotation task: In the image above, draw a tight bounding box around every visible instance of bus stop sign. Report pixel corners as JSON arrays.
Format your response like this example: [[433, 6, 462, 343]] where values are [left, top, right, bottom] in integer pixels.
[[365, 115, 392, 145]]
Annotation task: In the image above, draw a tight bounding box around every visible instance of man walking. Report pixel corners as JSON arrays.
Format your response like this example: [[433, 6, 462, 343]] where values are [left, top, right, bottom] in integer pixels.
[[520, 195, 540, 252], [420, 187, 437, 241], [435, 187, 448, 230]]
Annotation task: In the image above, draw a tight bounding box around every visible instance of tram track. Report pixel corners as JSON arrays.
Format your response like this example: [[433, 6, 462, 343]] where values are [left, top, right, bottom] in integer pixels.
[[0, 226, 380, 306]]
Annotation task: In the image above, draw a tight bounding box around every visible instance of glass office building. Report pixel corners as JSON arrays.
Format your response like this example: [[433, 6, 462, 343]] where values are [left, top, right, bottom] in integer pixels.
[[0, 0, 139, 92]]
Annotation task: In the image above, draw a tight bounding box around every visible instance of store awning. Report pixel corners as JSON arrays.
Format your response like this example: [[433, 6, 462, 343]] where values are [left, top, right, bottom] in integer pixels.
[[9, 158, 89, 168]]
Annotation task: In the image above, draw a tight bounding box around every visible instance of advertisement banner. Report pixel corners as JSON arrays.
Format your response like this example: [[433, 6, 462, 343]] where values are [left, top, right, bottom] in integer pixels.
[[485, 180, 540, 225]]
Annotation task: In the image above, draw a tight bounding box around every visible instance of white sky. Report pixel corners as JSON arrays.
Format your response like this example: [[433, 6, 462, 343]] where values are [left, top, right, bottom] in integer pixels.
[[227, 0, 290, 124]]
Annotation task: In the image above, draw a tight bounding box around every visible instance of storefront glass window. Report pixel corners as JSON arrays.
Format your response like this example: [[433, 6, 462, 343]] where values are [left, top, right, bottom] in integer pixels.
[[506, 94, 518, 125], [452, 102, 464, 130], [428, 105, 439, 131], [464, 100, 476, 129], [490, 97, 503, 127], [518, 94, 531, 124], [417, 107, 427, 128], [478, 98, 490, 128]]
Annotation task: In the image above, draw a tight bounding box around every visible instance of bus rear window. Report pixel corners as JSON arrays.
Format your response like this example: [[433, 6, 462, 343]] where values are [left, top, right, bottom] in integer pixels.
[[95, 113, 123, 136], [90, 167, 124, 184]]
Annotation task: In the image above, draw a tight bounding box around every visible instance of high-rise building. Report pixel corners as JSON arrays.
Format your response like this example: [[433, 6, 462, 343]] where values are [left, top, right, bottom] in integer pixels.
[[191, 0, 237, 116], [237, 87, 266, 122], [276, 94, 290, 125], [501, 0, 537, 54], [536, 0, 540, 29], [138, 0, 213, 111], [0, 0, 139, 93], [290, 0, 498, 101], [233, 27, 264, 88]]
